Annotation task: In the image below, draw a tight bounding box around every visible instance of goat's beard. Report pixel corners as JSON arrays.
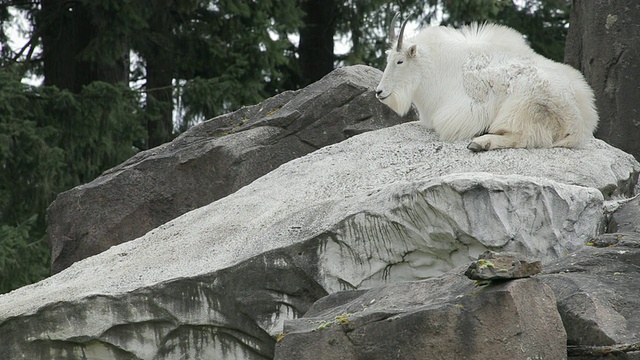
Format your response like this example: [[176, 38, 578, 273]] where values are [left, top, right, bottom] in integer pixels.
[[380, 91, 413, 117]]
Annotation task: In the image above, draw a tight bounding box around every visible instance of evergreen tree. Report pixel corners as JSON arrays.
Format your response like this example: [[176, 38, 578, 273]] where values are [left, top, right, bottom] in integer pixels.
[[0, 66, 145, 292], [0, 70, 59, 291], [335, 0, 569, 69], [441, 0, 569, 62], [335, 1, 431, 69], [298, 0, 339, 85], [37, 0, 130, 91], [170, 0, 303, 126]]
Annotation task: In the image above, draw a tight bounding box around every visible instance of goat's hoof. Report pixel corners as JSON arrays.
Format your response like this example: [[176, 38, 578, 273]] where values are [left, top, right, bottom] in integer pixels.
[[467, 142, 488, 152]]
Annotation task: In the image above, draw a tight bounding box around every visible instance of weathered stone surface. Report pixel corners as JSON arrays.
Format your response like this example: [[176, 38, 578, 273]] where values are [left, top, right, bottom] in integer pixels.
[[275, 270, 567, 360], [607, 196, 640, 234], [540, 197, 640, 358], [47, 65, 415, 274], [465, 250, 542, 281], [0, 121, 638, 358], [565, 0, 640, 159]]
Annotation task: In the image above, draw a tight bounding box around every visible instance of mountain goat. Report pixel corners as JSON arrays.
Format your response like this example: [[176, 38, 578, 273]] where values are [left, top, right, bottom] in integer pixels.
[[376, 14, 598, 151]]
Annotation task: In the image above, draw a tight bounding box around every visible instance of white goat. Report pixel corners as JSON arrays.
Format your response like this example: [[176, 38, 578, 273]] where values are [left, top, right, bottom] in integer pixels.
[[376, 14, 598, 151]]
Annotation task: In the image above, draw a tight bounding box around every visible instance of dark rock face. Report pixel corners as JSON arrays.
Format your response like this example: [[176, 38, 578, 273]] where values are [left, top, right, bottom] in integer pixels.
[[47, 65, 415, 273], [275, 269, 567, 360], [0, 248, 330, 360], [564, 0, 640, 159], [542, 231, 640, 359], [541, 197, 640, 359]]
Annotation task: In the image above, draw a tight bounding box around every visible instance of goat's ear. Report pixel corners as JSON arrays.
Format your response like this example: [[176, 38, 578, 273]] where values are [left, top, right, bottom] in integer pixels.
[[407, 44, 417, 58]]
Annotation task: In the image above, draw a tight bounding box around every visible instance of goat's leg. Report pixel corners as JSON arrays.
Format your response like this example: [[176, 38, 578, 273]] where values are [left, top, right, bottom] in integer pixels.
[[468, 131, 524, 152]]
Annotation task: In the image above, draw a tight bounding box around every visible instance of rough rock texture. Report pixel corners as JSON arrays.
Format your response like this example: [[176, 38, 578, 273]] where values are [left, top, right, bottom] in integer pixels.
[[274, 271, 567, 360], [543, 235, 640, 359], [464, 250, 542, 281], [541, 197, 640, 359], [565, 0, 640, 159], [0, 122, 638, 358], [276, 198, 640, 360], [607, 196, 640, 234], [46, 65, 415, 274]]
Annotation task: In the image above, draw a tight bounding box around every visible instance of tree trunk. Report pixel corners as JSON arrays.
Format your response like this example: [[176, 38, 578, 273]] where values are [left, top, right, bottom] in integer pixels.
[[564, 0, 640, 159], [298, 0, 339, 85], [141, 2, 175, 148], [39, 0, 127, 92]]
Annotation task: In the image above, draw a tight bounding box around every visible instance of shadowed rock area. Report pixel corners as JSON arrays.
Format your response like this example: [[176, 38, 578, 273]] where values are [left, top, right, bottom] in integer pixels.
[[275, 271, 566, 360], [542, 233, 640, 359], [47, 65, 415, 274], [542, 196, 640, 359]]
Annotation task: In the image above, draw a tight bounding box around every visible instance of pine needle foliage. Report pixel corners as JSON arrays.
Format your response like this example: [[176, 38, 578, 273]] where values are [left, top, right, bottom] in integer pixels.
[[0, 67, 144, 293]]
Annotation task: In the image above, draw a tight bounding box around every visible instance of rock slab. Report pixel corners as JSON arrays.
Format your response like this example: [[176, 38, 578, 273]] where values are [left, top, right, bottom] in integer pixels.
[[276, 198, 640, 360], [541, 196, 640, 359], [465, 250, 542, 281], [46, 65, 415, 274], [275, 270, 567, 360], [542, 232, 640, 359]]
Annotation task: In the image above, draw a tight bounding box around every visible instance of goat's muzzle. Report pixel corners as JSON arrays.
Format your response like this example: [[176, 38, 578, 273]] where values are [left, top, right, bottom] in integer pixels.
[[375, 89, 389, 100]]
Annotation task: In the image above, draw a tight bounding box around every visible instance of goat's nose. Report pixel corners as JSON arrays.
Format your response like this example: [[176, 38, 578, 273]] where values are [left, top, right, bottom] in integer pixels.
[[375, 89, 383, 96]]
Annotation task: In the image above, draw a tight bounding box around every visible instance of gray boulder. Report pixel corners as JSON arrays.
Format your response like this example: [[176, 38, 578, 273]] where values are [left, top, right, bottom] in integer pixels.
[[565, 0, 640, 159], [0, 121, 638, 358], [274, 271, 566, 360], [276, 199, 640, 360], [541, 197, 640, 359], [276, 223, 640, 360], [46, 65, 415, 274]]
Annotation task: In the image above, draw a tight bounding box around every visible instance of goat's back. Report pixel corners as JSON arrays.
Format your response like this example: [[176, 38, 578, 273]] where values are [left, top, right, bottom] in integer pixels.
[[413, 23, 535, 58]]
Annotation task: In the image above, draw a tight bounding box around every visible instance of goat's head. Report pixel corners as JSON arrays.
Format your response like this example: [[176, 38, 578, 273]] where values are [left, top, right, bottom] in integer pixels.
[[376, 12, 419, 116]]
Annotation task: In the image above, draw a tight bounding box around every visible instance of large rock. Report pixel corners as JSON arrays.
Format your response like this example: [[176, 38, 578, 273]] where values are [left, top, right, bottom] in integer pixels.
[[565, 0, 640, 159], [276, 200, 640, 360], [540, 197, 640, 359], [276, 218, 640, 360], [46, 65, 415, 274], [543, 235, 640, 359], [0, 122, 638, 359], [274, 272, 566, 360]]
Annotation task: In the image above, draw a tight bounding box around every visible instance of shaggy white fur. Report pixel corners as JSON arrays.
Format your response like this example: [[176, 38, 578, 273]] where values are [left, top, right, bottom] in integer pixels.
[[376, 23, 598, 151]]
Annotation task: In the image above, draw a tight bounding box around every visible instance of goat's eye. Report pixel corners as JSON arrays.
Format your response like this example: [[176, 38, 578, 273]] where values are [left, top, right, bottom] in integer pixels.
[[397, 60, 404, 65]]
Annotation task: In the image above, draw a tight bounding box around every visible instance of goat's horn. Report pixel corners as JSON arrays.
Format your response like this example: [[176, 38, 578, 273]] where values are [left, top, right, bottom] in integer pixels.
[[389, 12, 400, 47], [396, 12, 414, 52]]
